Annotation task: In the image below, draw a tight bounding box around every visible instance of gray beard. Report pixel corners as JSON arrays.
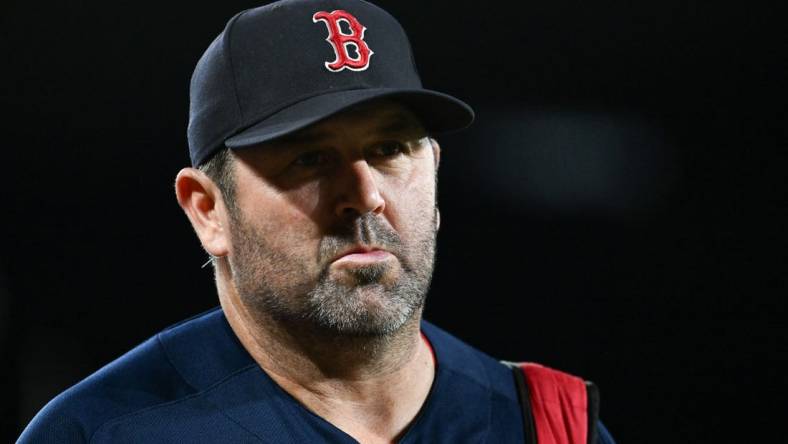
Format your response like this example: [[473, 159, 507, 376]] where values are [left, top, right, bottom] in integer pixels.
[[227, 211, 437, 337]]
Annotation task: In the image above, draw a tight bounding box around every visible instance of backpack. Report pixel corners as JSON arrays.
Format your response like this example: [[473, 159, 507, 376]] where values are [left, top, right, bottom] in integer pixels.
[[502, 362, 601, 444]]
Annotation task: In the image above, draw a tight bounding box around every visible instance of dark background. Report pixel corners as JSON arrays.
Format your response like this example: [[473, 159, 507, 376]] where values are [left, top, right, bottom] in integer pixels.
[[2, 1, 785, 442]]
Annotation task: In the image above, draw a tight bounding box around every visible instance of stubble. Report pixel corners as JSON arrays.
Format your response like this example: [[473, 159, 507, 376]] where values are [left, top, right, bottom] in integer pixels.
[[228, 210, 437, 337]]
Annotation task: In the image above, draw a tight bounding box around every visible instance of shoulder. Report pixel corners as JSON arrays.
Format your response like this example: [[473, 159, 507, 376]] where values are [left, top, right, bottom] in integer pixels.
[[597, 421, 617, 444], [420, 320, 519, 401], [17, 310, 221, 443], [421, 320, 617, 444]]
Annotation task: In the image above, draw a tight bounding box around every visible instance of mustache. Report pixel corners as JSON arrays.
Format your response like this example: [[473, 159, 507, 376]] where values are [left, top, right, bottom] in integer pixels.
[[318, 213, 403, 263]]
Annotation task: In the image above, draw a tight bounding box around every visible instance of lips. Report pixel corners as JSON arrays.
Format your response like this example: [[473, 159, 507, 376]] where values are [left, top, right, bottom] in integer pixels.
[[331, 246, 393, 264]]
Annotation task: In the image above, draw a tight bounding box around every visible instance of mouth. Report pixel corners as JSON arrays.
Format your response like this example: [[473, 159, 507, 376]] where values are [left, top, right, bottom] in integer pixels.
[[331, 246, 395, 266]]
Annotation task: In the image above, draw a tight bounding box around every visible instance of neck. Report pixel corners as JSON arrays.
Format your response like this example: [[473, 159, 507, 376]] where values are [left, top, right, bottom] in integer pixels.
[[216, 273, 435, 443]]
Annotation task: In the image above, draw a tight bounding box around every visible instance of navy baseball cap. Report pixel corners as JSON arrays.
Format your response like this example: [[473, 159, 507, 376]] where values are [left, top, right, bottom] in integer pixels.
[[187, 0, 474, 167]]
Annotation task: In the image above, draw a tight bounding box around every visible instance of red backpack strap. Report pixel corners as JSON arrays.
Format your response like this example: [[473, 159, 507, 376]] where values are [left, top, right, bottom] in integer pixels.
[[504, 362, 600, 444]]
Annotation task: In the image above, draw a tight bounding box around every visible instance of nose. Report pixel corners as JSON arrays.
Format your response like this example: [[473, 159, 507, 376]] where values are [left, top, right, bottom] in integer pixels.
[[334, 160, 386, 218]]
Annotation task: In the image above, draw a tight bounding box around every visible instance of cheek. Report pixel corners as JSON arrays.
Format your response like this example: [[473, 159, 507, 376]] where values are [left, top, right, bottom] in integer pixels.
[[383, 166, 437, 242], [235, 161, 322, 227], [237, 182, 323, 251]]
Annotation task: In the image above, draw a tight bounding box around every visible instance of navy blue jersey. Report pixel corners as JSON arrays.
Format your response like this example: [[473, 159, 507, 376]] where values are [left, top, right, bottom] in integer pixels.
[[19, 308, 615, 443]]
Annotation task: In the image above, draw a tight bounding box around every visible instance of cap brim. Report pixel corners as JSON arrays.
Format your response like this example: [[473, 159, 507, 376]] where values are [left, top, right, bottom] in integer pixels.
[[224, 88, 474, 149]]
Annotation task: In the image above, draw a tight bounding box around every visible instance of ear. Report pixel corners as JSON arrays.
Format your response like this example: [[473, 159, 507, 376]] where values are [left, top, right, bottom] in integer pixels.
[[430, 138, 441, 231], [174, 168, 230, 258], [429, 137, 441, 169]]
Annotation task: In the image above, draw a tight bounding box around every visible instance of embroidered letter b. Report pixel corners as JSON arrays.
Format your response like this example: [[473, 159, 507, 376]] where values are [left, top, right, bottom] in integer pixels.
[[313, 10, 374, 72]]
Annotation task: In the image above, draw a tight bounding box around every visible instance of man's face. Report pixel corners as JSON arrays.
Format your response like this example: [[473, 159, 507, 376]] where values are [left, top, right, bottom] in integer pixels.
[[224, 101, 439, 337]]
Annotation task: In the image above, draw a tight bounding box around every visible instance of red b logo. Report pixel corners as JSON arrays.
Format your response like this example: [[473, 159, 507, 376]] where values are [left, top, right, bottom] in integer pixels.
[[312, 10, 374, 72]]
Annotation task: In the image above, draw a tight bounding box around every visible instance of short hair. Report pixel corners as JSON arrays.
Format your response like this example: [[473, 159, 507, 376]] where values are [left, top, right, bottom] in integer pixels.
[[197, 147, 237, 215], [196, 147, 237, 270]]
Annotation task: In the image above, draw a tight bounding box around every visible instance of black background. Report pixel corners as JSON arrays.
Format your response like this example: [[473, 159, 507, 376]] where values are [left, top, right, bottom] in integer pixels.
[[2, 1, 785, 442]]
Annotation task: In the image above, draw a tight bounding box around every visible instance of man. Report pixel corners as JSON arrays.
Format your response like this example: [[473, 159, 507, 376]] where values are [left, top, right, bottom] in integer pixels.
[[20, 0, 615, 442]]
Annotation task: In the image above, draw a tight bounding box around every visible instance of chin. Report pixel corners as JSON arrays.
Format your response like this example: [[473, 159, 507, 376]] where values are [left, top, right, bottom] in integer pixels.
[[304, 280, 420, 337], [335, 262, 400, 286]]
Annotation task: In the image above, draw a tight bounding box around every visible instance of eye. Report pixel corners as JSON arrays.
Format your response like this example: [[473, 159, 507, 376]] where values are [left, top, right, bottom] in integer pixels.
[[370, 141, 406, 158], [292, 150, 329, 167]]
